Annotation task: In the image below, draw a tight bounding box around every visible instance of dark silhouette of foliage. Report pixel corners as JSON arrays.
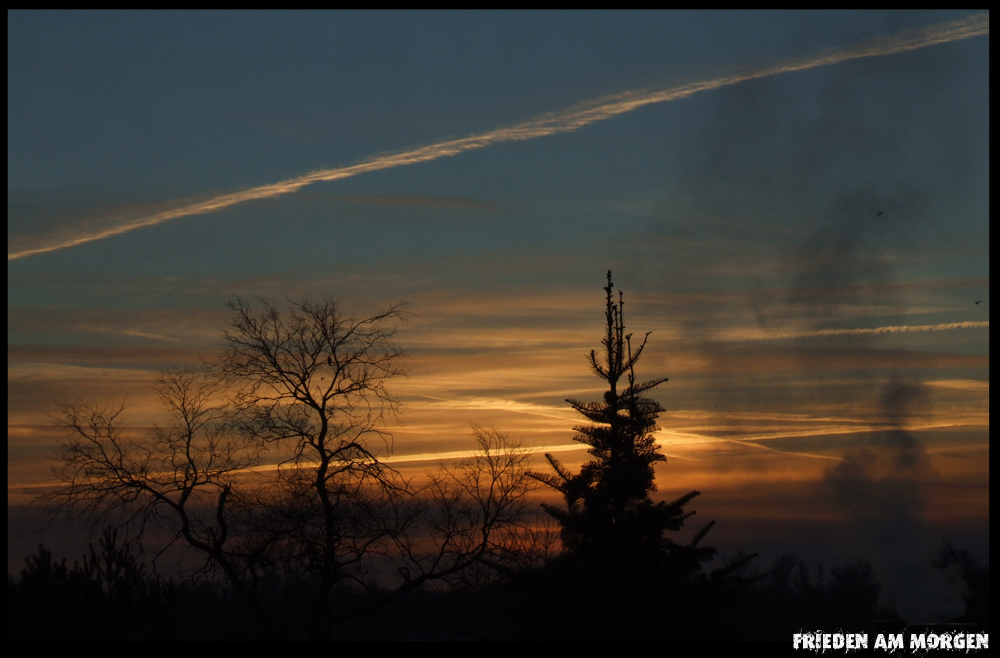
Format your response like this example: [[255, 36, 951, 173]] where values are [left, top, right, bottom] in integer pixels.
[[523, 271, 753, 640], [7, 528, 182, 640], [43, 368, 273, 633], [534, 271, 708, 567], [737, 554, 902, 640], [216, 298, 543, 638], [40, 296, 542, 640], [933, 542, 990, 631], [216, 296, 412, 639], [17, 536, 987, 640]]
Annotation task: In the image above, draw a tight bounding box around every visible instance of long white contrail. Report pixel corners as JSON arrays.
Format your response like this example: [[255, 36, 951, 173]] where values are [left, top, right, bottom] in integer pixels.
[[8, 13, 989, 261]]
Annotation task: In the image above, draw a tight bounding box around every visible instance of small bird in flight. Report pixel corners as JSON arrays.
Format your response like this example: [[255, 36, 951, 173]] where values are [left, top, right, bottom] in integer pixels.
[[975, 300, 982, 305], [876, 211, 885, 216]]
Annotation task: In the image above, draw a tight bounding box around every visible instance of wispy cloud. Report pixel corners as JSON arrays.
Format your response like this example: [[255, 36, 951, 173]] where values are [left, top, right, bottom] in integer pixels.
[[720, 320, 989, 342], [339, 194, 494, 210], [7, 344, 207, 366], [74, 325, 179, 342], [8, 13, 988, 261], [924, 379, 990, 392]]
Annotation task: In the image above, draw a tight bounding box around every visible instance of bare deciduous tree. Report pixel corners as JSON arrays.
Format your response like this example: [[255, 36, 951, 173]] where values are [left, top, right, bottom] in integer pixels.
[[45, 295, 543, 639], [45, 368, 270, 628], [396, 425, 552, 588], [214, 296, 411, 637]]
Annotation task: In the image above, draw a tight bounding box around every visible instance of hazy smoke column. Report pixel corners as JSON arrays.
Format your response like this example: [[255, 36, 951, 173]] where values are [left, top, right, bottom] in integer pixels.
[[789, 197, 966, 620], [825, 376, 964, 622], [652, 15, 984, 621]]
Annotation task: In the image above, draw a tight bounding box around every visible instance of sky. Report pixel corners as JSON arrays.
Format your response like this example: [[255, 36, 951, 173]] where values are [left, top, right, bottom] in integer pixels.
[[7, 11, 989, 620]]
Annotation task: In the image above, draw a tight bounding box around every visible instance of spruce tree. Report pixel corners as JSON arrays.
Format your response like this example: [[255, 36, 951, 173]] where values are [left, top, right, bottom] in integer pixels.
[[535, 270, 708, 566], [523, 271, 745, 640]]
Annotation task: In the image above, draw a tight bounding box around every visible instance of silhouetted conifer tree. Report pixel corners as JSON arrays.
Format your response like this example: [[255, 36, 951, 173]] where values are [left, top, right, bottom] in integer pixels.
[[535, 270, 710, 567], [525, 271, 746, 640]]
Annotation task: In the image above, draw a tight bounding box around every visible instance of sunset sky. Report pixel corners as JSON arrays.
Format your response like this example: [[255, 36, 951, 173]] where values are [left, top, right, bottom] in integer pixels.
[[7, 11, 989, 619]]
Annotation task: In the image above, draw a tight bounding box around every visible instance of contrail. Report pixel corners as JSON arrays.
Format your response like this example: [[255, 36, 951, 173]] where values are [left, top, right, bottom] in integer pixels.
[[9, 13, 989, 261], [727, 320, 989, 342]]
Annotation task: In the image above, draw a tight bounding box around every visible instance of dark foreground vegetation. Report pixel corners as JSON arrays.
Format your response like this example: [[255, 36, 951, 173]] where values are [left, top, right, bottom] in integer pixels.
[[8, 535, 988, 641], [8, 273, 990, 640]]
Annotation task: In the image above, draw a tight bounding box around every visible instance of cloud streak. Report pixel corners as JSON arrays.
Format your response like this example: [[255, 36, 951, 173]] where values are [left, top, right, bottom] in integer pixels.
[[8, 13, 989, 261], [722, 320, 989, 342]]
